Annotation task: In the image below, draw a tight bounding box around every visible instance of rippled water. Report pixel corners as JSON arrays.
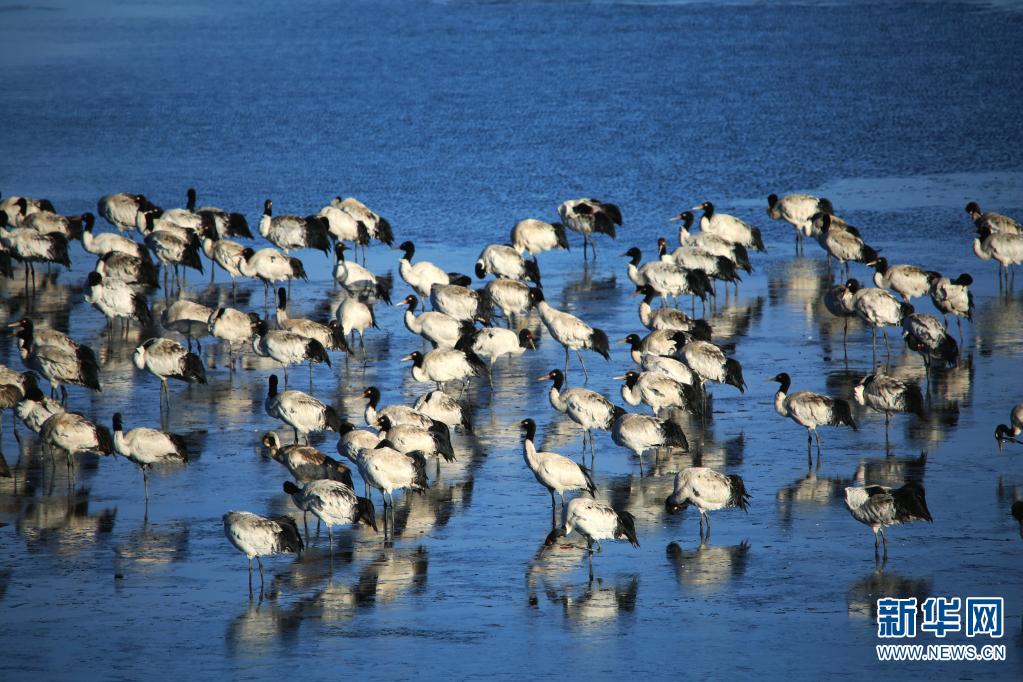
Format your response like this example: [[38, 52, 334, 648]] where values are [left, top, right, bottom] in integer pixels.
[[1, 0, 1022, 679]]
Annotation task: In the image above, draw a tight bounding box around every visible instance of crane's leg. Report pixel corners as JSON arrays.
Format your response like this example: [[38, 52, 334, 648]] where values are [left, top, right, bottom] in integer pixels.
[[698, 512, 705, 539], [815, 430, 823, 468], [576, 350, 589, 382], [143, 467, 150, 504], [880, 528, 889, 558], [563, 346, 570, 377], [256, 556, 265, 594], [588, 429, 596, 467], [704, 511, 711, 539], [873, 528, 880, 555], [882, 328, 890, 361], [807, 430, 813, 468], [956, 316, 963, 346], [550, 490, 557, 526], [248, 557, 254, 594]]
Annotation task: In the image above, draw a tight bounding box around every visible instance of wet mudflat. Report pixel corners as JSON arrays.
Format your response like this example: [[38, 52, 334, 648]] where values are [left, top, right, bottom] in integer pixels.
[[1, 0, 1022, 679]]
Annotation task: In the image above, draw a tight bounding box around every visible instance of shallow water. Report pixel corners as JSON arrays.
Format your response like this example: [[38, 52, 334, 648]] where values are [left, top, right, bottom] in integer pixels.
[[1, 0, 1022, 679]]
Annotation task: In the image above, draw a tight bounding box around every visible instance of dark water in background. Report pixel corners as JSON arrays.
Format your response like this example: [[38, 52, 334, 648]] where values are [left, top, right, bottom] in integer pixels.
[[2, 0, 1023, 679]]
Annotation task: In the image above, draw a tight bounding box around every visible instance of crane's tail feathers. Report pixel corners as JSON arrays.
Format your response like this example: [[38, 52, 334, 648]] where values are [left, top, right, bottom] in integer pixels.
[[727, 475, 751, 511]]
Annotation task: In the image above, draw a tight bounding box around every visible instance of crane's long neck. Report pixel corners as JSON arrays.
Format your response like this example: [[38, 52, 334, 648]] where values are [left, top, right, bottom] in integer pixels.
[[259, 213, 272, 238], [627, 263, 642, 286], [522, 434, 540, 469], [548, 386, 566, 412], [973, 238, 991, 261], [364, 403, 377, 427], [638, 300, 653, 328], [774, 389, 789, 417], [113, 428, 127, 456], [621, 383, 641, 406], [403, 309, 422, 335]]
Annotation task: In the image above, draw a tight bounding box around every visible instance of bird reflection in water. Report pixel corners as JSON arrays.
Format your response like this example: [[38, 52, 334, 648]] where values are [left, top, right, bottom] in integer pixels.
[[15, 485, 116, 555], [666, 540, 750, 591], [854, 452, 927, 489], [526, 540, 637, 628], [776, 469, 855, 529], [846, 557, 931, 621], [114, 521, 190, 575]]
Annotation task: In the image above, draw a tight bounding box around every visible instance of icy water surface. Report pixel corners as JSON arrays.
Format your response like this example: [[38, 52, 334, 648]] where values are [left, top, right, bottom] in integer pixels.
[[1, 0, 1022, 679]]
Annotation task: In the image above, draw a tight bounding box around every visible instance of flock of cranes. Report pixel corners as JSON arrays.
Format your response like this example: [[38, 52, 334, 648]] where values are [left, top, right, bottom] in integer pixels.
[[0, 187, 1020, 595]]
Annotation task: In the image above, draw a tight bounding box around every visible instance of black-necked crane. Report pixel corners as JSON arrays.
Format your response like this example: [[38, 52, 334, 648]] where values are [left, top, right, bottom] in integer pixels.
[[335, 292, 378, 353], [623, 246, 711, 310], [81, 214, 150, 261], [615, 370, 701, 417], [638, 353, 699, 387], [15, 374, 64, 436], [545, 495, 639, 552], [814, 213, 879, 277], [848, 279, 909, 360], [39, 411, 114, 476], [610, 410, 689, 471], [0, 367, 26, 443], [770, 372, 856, 467], [133, 337, 207, 414], [633, 285, 712, 338], [259, 199, 330, 256], [618, 331, 691, 364], [376, 414, 456, 465], [927, 272, 973, 343], [869, 258, 931, 301], [333, 243, 392, 303], [275, 288, 349, 354], [252, 319, 331, 386], [679, 339, 746, 399], [537, 368, 624, 463], [14, 332, 101, 405], [208, 307, 258, 371], [161, 299, 214, 353], [902, 308, 959, 371], [475, 244, 542, 285], [484, 279, 534, 326], [330, 196, 394, 260], [200, 217, 247, 288], [265, 374, 342, 444], [456, 327, 536, 369], [663, 237, 741, 295], [853, 373, 925, 443], [398, 294, 472, 348], [85, 271, 153, 334], [823, 279, 858, 352], [0, 217, 71, 294], [691, 201, 766, 252], [96, 251, 159, 288], [965, 201, 1021, 235], [350, 440, 429, 527], [973, 224, 1023, 288], [337, 420, 382, 468], [361, 386, 450, 433], [189, 189, 252, 239], [158, 188, 202, 230], [141, 212, 203, 290], [994, 403, 1023, 452], [9, 318, 101, 373], [401, 348, 488, 392], [283, 480, 378, 547], [238, 246, 308, 310], [223, 511, 303, 594], [97, 192, 157, 231], [844, 481, 932, 557], [396, 241, 470, 301], [673, 210, 753, 273], [430, 283, 490, 324], [766, 193, 834, 252], [558, 198, 621, 260], [111, 412, 188, 504], [21, 208, 89, 240], [318, 202, 371, 259], [665, 467, 750, 539], [413, 390, 472, 433], [0, 195, 56, 227], [519, 418, 595, 524], [510, 219, 569, 259], [262, 431, 353, 486], [529, 287, 609, 380]]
